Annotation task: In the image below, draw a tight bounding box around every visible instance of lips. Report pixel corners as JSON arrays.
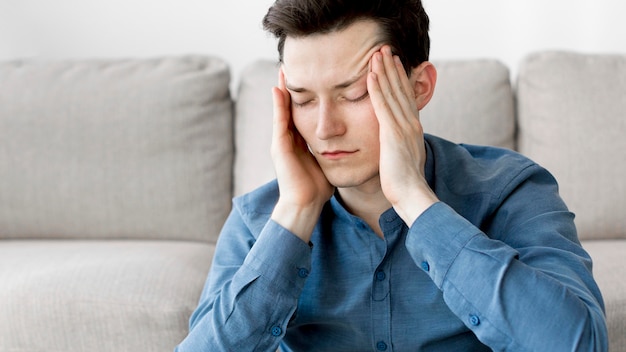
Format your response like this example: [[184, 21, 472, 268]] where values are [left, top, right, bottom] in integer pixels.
[[320, 150, 357, 160]]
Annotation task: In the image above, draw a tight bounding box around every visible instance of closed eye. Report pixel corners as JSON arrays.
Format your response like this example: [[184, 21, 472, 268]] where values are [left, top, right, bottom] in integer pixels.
[[292, 100, 312, 108], [347, 91, 370, 103]]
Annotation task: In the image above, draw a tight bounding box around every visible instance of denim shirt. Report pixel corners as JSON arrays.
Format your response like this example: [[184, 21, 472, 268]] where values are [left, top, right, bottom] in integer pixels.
[[176, 134, 607, 352]]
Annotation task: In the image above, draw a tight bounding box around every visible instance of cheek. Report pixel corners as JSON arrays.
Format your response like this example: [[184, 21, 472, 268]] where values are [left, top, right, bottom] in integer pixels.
[[292, 110, 316, 140], [357, 105, 381, 149], [356, 103, 380, 132]]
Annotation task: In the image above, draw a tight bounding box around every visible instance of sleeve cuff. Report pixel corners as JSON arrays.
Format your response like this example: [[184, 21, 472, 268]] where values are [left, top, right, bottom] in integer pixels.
[[405, 202, 482, 287], [243, 219, 312, 297]]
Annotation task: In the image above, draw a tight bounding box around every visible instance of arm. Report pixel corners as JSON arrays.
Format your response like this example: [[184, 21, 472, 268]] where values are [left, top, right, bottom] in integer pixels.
[[176, 69, 332, 352], [175, 205, 312, 352], [368, 46, 607, 350], [405, 168, 608, 351]]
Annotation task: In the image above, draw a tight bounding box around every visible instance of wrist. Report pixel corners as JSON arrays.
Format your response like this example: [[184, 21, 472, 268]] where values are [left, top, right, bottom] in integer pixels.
[[394, 183, 439, 226], [271, 200, 325, 243]]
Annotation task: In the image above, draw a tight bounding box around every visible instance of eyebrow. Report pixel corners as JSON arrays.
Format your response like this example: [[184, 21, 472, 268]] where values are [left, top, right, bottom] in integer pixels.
[[286, 68, 368, 93]]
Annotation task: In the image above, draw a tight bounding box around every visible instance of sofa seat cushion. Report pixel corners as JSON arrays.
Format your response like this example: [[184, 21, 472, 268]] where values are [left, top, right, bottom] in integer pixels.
[[582, 240, 626, 350], [0, 240, 213, 352]]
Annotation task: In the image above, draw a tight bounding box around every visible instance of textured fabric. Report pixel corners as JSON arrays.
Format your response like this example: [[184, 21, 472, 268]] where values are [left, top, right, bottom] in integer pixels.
[[517, 51, 626, 241], [234, 60, 278, 196], [420, 59, 516, 149], [583, 240, 626, 351], [0, 56, 232, 242], [0, 240, 214, 352], [233, 59, 516, 196], [177, 135, 606, 352]]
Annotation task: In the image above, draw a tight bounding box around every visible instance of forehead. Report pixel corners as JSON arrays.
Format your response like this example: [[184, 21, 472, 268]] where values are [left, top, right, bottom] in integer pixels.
[[282, 20, 384, 90]]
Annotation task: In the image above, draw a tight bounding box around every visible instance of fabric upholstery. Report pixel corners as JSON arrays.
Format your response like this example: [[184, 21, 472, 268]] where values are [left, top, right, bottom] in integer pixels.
[[0, 57, 232, 242], [0, 240, 214, 351], [234, 60, 278, 197], [233, 59, 516, 196], [0, 52, 623, 352], [420, 59, 516, 150], [583, 240, 626, 349], [517, 51, 626, 240]]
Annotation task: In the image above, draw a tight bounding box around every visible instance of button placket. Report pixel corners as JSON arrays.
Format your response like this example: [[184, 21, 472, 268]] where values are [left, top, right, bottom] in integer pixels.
[[370, 212, 401, 352], [375, 270, 386, 281]]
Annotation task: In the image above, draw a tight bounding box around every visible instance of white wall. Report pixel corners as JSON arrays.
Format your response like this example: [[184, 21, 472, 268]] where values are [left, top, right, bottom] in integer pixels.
[[2, 0, 625, 93], [425, 0, 626, 76]]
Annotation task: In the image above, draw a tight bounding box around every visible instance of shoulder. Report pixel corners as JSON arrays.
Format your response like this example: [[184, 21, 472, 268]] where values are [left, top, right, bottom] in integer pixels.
[[231, 179, 279, 238], [234, 179, 279, 215], [425, 134, 545, 195], [424, 134, 560, 220]]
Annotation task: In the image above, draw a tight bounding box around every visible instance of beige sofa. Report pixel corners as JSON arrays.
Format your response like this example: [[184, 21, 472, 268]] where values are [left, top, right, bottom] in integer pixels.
[[0, 51, 624, 351]]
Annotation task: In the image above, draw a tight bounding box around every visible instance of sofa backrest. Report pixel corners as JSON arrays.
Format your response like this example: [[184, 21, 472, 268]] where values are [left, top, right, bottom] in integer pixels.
[[0, 56, 232, 243], [517, 51, 626, 241], [234, 59, 516, 196]]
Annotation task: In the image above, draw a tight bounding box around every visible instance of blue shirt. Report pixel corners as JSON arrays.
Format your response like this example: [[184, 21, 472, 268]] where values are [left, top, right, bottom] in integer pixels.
[[176, 134, 607, 351]]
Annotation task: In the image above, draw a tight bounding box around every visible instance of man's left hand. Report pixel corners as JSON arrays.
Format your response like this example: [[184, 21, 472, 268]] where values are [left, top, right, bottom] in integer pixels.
[[367, 45, 439, 226]]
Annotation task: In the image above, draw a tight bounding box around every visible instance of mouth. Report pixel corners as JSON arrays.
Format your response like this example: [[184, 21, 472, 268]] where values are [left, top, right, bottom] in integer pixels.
[[320, 150, 358, 160]]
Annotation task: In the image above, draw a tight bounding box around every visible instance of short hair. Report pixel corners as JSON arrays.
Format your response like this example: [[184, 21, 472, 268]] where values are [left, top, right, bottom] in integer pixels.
[[262, 0, 430, 73]]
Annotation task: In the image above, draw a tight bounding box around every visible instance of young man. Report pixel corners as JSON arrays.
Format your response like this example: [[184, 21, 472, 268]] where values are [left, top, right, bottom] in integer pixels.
[[176, 1, 608, 351]]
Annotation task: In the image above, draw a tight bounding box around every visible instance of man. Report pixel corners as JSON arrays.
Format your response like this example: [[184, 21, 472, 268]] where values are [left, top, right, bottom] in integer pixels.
[[176, 0, 608, 351]]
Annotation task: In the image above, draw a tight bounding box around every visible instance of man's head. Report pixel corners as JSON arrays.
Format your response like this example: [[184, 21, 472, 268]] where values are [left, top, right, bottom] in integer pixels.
[[262, 0, 430, 74], [262, 1, 437, 192]]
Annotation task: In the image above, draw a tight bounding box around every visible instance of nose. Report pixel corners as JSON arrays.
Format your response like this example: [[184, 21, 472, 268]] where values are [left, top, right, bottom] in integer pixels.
[[315, 101, 346, 140]]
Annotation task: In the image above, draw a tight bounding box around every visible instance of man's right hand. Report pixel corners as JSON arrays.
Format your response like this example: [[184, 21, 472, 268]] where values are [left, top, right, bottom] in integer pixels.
[[270, 68, 335, 243]]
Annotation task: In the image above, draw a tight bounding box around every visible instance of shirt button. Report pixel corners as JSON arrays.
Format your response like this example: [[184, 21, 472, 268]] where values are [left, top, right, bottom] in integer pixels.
[[421, 261, 430, 272], [469, 314, 481, 326], [376, 341, 388, 351], [270, 326, 282, 336], [297, 268, 309, 278], [375, 270, 386, 281]]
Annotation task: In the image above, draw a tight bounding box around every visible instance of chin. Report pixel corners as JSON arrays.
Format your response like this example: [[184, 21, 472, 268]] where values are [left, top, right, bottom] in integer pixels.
[[323, 169, 380, 189]]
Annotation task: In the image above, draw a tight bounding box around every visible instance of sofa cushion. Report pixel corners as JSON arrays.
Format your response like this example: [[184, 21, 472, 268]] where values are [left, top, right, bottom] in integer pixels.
[[582, 240, 626, 350], [0, 56, 232, 242], [0, 240, 213, 351], [234, 59, 516, 196], [234, 60, 278, 197], [517, 51, 626, 240], [420, 59, 516, 150]]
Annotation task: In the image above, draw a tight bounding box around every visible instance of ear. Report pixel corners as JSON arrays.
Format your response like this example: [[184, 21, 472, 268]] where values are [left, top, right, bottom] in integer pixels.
[[409, 62, 437, 111]]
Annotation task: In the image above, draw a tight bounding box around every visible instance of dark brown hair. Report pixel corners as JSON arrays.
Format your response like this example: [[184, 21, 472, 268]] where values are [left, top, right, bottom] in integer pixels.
[[262, 0, 430, 73]]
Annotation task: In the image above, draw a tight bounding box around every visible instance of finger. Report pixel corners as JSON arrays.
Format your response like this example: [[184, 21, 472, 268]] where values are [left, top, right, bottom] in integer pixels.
[[272, 69, 291, 151], [380, 46, 405, 97], [370, 50, 408, 128], [367, 70, 397, 135], [393, 55, 415, 102], [380, 47, 420, 122], [273, 69, 310, 155]]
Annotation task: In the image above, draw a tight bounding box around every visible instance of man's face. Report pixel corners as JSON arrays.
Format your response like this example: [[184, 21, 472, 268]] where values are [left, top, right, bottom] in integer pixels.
[[282, 20, 385, 190]]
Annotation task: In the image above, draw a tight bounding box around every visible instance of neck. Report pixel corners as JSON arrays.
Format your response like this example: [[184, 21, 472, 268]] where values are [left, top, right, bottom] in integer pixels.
[[337, 181, 391, 239]]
